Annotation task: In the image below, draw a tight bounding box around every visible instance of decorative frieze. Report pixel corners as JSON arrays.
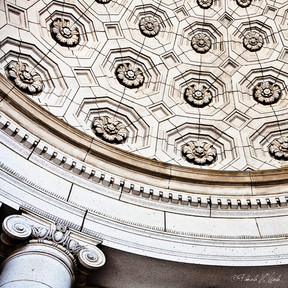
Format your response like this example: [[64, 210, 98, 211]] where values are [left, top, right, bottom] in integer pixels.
[[6, 61, 44, 94]]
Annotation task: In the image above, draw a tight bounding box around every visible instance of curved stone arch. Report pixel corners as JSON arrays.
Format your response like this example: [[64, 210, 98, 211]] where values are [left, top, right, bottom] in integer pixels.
[[2, 1, 288, 287], [2, 80, 288, 271]]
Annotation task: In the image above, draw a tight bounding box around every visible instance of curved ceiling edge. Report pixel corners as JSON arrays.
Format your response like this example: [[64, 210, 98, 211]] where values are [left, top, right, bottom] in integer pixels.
[[2, 74, 288, 266], [1, 74, 288, 194]]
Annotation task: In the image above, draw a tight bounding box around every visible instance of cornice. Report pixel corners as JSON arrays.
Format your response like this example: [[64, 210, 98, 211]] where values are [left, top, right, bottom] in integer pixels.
[[1, 74, 288, 193], [2, 73, 288, 267]]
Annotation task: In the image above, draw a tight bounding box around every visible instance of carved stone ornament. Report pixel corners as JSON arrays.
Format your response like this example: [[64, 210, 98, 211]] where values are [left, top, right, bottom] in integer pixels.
[[50, 18, 80, 47], [139, 16, 160, 37], [31, 223, 83, 254], [191, 33, 212, 54], [78, 247, 106, 269], [92, 116, 129, 143], [243, 31, 263, 52], [197, 0, 213, 9], [2, 215, 106, 270], [269, 137, 288, 160], [182, 140, 217, 165], [236, 0, 252, 7], [6, 61, 44, 94], [253, 81, 281, 105], [116, 63, 145, 88], [95, 0, 111, 3], [184, 84, 213, 107], [2, 215, 32, 241]]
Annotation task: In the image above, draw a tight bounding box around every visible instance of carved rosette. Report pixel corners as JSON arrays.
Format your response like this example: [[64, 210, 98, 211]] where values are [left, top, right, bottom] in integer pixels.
[[197, 0, 213, 9], [243, 31, 263, 52], [139, 16, 160, 37], [182, 140, 217, 165], [50, 18, 80, 47], [95, 0, 111, 3], [253, 81, 281, 105], [92, 116, 129, 144], [191, 33, 212, 54], [116, 63, 145, 88], [6, 61, 44, 94], [269, 137, 288, 160], [236, 0, 252, 7], [184, 84, 213, 107]]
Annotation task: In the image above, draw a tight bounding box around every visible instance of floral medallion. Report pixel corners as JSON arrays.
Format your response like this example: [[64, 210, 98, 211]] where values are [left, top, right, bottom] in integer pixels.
[[236, 0, 252, 7], [139, 16, 160, 37], [184, 84, 213, 107], [6, 61, 44, 94], [92, 116, 129, 144], [197, 0, 213, 9], [95, 0, 111, 3], [182, 140, 217, 165], [191, 33, 212, 54], [50, 18, 80, 47], [115, 63, 145, 89], [243, 31, 263, 52], [253, 81, 281, 105], [269, 137, 288, 160]]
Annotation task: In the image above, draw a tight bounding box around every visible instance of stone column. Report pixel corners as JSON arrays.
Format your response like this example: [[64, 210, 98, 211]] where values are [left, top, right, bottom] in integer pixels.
[[0, 241, 75, 288], [0, 215, 106, 288]]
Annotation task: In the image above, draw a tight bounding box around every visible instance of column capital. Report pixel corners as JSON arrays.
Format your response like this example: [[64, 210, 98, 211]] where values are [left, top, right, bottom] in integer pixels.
[[1, 214, 106, 286]]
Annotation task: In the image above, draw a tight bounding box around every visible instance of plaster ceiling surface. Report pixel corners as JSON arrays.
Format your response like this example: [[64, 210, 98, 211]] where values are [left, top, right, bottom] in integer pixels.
[[1, 0, 288, 171], [3, 2, 288, 287]]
